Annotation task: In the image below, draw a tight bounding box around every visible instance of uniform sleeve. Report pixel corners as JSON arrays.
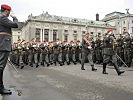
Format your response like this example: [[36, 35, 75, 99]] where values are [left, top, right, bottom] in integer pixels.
[[0, 16, 18, 28]]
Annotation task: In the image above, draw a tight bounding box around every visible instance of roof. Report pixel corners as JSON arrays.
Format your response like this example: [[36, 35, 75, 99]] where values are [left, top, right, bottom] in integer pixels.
[[104, 11, 125, 19], [105, 11, 125, 17], [28, 11, 111, 27]]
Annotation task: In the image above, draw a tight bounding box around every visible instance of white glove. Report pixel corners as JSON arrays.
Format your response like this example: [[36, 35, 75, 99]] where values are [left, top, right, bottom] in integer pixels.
[[88, 46, 92, 49], [10, 11, 16, 18]]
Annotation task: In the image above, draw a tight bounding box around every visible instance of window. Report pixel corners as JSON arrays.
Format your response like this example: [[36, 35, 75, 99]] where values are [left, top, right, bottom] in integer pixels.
[[35, 28, 41, 38], [123, 21, 125, 24], [53, 30, 57, 41], [64, 35, 68, 42], [123, 27, 126, 32], [44, 29, 49, 42], [18, 36, 20, 40], [74, 30, 77, 33], [73, 35, 77, 43], [64, 30, 68, 33], [82, 31, 85, 35], [91, 32, 93, 34]]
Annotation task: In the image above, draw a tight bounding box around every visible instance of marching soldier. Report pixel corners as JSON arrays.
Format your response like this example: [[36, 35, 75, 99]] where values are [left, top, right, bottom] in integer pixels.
[[123, 33, 132, 67], [40, 40, 49, 66], [22, 42, 30, 66], [95, 36, 103, 64], [115, 35, 124, 66], [62, 40, 67, 65], [29, 41, 36, 67], [67, 40, 77, 65], [75, 40, 81, 63], [102, 29, 125, 75], [53, 41, 60, 66], [81, 32, 97, 71]]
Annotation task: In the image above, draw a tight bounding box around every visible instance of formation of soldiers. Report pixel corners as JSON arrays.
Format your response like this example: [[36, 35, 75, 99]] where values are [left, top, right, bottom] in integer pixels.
[[10, 38, 81, 69], [9, 33, 133, 69]]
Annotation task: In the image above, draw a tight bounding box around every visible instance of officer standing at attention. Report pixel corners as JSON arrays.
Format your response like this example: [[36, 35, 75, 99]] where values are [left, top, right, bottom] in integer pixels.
[[0, 4, 18, 94], [102, 29, 125, 75], [81, 32, 97, 71]]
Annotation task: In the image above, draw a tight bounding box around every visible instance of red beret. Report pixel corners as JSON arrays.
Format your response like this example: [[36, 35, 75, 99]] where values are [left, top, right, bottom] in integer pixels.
[[1, 4, 11, 11], [63, 40, 66, 43], [70, 40, 73, 43], [77, 40, 80, 43], [56, 38, 59, 41], [107, 29, 112, 33]]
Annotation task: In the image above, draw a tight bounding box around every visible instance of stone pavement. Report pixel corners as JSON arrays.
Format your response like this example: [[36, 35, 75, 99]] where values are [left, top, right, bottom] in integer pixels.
[[0, 63, 133, 100], [48, 63, 133, 93]]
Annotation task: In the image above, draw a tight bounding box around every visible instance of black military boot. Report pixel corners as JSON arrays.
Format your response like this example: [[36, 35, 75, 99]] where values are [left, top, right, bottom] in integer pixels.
[[36, 63, 39, 68], [81, 65, 85, 70], [102, 63, 108, 74], [0, 70, 12, 95], [113, 63, 125, 76], [54, 62, 57, 66], [91, 65, 97, 71]]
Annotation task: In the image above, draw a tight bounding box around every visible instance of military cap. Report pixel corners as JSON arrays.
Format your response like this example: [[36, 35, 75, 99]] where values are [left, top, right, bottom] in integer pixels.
[[1, 4, 11, 11]]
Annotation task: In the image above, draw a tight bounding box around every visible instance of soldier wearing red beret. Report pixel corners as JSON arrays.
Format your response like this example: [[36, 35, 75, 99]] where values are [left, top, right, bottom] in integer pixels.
[[0, 4, 18, 95]]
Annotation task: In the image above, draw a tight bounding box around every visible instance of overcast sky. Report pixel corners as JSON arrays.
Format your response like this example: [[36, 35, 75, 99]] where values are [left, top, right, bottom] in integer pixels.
[[0, 0, 133, 22]]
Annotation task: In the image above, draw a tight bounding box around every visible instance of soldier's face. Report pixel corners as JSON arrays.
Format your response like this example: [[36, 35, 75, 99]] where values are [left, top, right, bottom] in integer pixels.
[[5, 10, 10, 17]]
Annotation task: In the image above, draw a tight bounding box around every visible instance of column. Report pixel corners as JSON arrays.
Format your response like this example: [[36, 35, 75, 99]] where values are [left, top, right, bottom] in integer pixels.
[[42, 29, 44, 41], [40, 29, 43, 42], [49, 29, 53, 42]]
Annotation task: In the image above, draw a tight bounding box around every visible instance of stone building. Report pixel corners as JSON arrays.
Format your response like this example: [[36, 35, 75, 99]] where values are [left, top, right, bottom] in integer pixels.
[[19, 11, 115, 43], [12, 22, 24, 43], [102, 11, 133, 37]]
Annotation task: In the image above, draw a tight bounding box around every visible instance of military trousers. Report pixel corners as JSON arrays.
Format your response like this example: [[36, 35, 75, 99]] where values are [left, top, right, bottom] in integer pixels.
[[81, 52, 94, 66], [0, 51, 10, 71], [103, 54, 117, 64]]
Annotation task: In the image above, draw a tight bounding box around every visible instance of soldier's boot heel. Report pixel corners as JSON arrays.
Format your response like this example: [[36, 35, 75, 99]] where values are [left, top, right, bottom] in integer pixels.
[[81, 65, 85, 70], [91, 65, 97, 71], [102, 63, 108, 74], [0, 89, 12, 95], [36, 64, 39, 68], [113, 63, 125, 75], [20, 66, 24, 69]]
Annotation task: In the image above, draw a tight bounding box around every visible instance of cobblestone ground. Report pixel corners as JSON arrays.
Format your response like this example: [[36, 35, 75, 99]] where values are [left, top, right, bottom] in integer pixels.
[[0, 63, 133, 100]]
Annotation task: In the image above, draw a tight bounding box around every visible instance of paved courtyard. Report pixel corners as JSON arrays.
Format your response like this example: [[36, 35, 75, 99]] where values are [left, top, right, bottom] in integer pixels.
[[0, 63, 133, 100]]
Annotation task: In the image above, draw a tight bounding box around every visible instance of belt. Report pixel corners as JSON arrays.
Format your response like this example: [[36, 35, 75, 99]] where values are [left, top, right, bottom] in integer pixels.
[[0, 32, 11, 36]]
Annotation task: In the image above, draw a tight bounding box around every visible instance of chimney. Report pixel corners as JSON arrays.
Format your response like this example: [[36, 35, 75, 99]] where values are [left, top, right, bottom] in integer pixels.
[[96, 13, 99, 21]]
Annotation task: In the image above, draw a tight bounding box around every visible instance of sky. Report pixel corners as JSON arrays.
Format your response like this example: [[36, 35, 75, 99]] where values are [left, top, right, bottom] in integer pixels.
[[0, 0, 133, 22]]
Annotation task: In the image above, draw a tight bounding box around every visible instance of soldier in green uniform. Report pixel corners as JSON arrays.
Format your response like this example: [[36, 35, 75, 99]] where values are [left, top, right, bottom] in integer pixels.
[[123, 33, 132, 67], [81, 32, 97, 71], [115, 35, 124, 66], [102, 30, 125, 75], [95, 36, 103, 64]]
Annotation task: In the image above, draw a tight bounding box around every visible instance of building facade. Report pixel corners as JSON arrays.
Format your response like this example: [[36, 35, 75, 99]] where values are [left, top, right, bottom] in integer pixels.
[[102, 11, 133, 37], [18, 12, 115, 43]]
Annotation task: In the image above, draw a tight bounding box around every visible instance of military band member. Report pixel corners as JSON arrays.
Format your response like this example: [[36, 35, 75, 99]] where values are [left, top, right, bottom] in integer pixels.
[[95, 36, 103, 64], [115, 35, 124, 66], [102, 30, 125, 75], [75, 40, 81, 63], [81, 32, 97, 71], [123, 33, 132, 67]]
